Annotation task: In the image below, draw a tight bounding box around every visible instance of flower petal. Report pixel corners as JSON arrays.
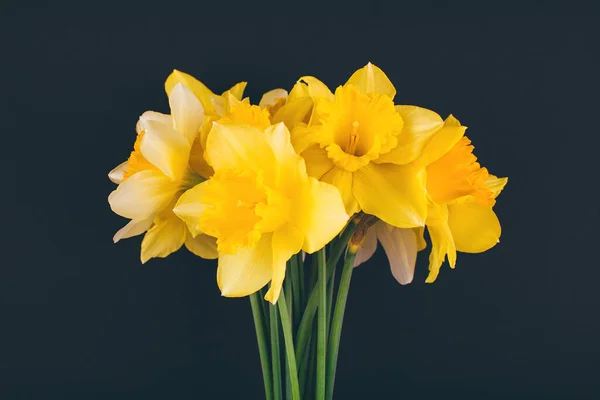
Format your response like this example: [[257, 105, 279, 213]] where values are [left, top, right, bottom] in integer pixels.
[[321, 167, 360, 216], [108, 161, 129, 184], [299, 76, 334, 102], [225, 82, 247, 101], [425, 204, 456, 283], [139, 113, 190, 180], [165, 69, 219, 116], [173, 183, 207, 238], [376, 106, 444, 165], [205, 123, 275, 175], [415, 226, 427, 251], [272, 97, 313, 130], [296, 177, 350, 254], [485, 175, 508, 199], [353, 163, 427, 228], [259, 88, 288, 108], [346, 62, 396, 98], [353, 225, 378, 267], [375, 222, 416, 285], [302, 145, 333, 179], [108, 170, 178, 220], [185, 232, 218, 259], [264, 224, 304, 304], [217, 233, 273, 298], [113, 217, 154, 243], [447, 202, 501, 253], [414, 115, 466, 168], [169, 83, 204, 144], [140, 213, 187, 263]]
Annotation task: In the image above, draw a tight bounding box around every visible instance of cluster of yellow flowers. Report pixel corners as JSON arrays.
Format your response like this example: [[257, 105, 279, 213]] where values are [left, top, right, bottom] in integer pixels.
[[108, 63, 506, 304]]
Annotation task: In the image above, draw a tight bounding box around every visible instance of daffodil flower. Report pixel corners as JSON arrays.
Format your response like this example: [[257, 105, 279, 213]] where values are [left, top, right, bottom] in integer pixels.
[[290, 63, 445, 229], [108, 81, 219, 263], [354, 115, 507, 283], [174, 122, 349, 303]]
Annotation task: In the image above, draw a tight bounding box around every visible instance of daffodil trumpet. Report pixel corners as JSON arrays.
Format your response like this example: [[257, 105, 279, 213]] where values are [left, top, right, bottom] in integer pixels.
[[107, 64, 506, 400]]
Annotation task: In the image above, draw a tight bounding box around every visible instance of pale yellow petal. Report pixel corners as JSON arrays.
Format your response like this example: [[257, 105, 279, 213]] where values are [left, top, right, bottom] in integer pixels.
[[414, 115, 466, 168], [113, 217, 154, 243], [415, 226, 427, 251], [204, 123, 275, 176], [140, 214, 187, 263], [288, 81, 310, 102], [425, 204, 456, 283], [173, 183, 207, 238], [108, 170, 179, 220], [321, 167, 360, 216], [299, 76, 334, 101], [290, 124, 322, 155], [353, 163, 427, 228], [218, 234, 273, 298], [375, 222, 416, 285], [448, 202, 501, 253], [226, 81, 247, 100], [185, 232, 218, 259], [485, 175, 508, 199], [259, 89, 288, 108], [271, 97, 313, 129], [375, 106, 444, 165], [165, 69, 219, 116], [108, 161, 129, 184], [264, 224, 304, 304], [302, 145, 333, 179], [353, 225, 378, 267], [139, 113, 190, 180], [346, 62, 396, 98], [262, 123, 309, 191], [296, 177, 350, 254], [169, 83, 204, 144]]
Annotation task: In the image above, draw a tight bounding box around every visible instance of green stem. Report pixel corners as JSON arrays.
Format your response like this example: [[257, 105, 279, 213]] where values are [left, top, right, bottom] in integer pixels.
[[270, 303, 282, 400], [284, 273, 292, 400], [278, 292, 301, 400], [316, 248, 327, 400], [326, 263, 337, 335], [289, 254, 302, 331], [250, 293, 273, 400], [325, 249, 358, 400], [295, 220, 359, 362]]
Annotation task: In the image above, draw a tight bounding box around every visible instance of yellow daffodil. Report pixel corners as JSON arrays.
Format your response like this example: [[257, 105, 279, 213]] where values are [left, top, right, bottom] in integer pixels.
[[108, 82, 218, 263], [174, 122, 349, 303], [354, 115, 507, 283], [290, 63, 445, 229]]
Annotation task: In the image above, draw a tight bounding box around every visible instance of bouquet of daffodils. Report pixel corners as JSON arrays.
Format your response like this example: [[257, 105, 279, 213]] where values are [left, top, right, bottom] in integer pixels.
[[108, 63, 506, 399]]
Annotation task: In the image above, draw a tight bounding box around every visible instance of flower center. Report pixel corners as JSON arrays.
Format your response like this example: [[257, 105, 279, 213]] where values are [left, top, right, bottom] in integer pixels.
[[426, 137, 494, 206], [122, 131, 159, 180]]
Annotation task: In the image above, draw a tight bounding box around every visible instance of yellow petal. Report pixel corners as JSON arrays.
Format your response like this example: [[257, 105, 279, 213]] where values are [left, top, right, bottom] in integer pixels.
[[299, 76, 334, 102], [425, 204, 456, 283], [218, 234, 273, 298], [169, 83, 204, 144], [321, 167, 360, 216], [140, 213, 187, 263], [353, 163, 427, 228], [271, 97, 313, 130], [259, 89, 288, 108], [185, 232, 218, 259], [414, 115, 466, 168], [296, 177, 350, 254], [375, 106, 444, 165], [204, 123, 275, 177], [188, 136, 214, 179], [447, 202, 501, 253], [414, 226, 427, 251], [375, 222, 417, 285], [302, 145, 333, 179], [262, 123, 308, 189], [108, 161, 129, 184], [173, 183, 207, 237], [346, 62, 396, 98], [288, 81, 310, 103], [353, 224, 378, 267], [165, 69, 219, 116], [485, 175, 508, 199], [113, 217, 154, 243], [108, 170, 178, 220], [264, 224, 304, 304], [139, 113, 190, 180], [225, 81, 247, 100]]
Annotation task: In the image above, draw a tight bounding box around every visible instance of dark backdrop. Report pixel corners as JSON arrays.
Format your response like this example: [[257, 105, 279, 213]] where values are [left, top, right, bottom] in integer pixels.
[[2, 2, 599, 399]]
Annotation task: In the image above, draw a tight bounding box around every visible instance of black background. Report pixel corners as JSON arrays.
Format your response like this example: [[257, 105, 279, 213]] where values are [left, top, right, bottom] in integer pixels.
[[2, 2, 599, 399]]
